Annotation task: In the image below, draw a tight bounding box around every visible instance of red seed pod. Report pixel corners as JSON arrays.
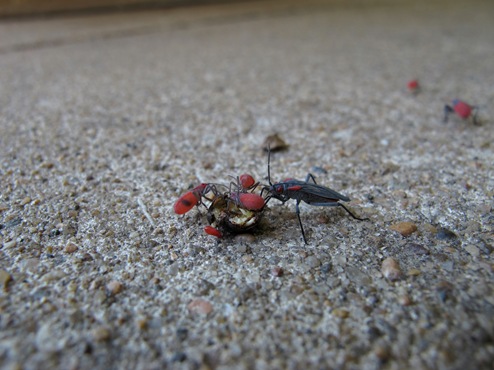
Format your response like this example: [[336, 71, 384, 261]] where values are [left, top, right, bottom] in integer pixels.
[[173, 191, 199, 214], [453, 100, 472, 119], [239, 174, 256, 189], [238, 193, 265, 211], [204, 225, 222, 238]]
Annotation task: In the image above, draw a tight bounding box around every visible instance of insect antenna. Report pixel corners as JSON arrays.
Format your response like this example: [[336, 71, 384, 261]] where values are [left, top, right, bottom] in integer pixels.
[[267, 144, 274, 186]]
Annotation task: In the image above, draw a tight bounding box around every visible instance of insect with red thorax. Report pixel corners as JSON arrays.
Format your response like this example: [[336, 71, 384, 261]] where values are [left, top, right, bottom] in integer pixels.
[[173, 183, 219, 215], [407, 79, 420, 94], [444, 99, 479, 125]]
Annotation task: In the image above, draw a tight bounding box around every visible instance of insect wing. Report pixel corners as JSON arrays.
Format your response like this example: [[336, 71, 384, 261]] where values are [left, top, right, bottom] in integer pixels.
[[294, 182, 350, 204]]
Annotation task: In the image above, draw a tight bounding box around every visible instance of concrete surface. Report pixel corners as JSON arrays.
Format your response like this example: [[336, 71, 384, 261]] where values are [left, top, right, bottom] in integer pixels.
[[1, 0, 493, 369]]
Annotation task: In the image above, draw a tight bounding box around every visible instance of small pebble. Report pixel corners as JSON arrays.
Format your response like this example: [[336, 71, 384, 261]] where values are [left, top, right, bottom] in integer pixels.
[[80, 253, 93, 262], [0, 202, 8, 212], [64, 242, 78, 253], [406, 243, 430, 255], [407, 268, 421, 276], [0, 270, 12, 290], [381, 257, 403, 281], [398, 294, 412, 306], [20, 197, 31, 206], [464, 244, 480, 257], [41, 270, 65, 283], [271, 267, 284, 277], [3, 240, 17, 249], [423, 224, 437, 233], [234, 234, 256, 243], [305, 256, 321, 268], [136, 317, 148, 330], [91, 326, 111, 342], [188, 299, 213, 315], [374, 344, 391, 361], [390, 222, 417, 236], [106, 280, 123, 295], [262, 133, 288, 152], [235, 243, 248, 253], [332, 308, 349, 318], [40, 162, 54, 169]]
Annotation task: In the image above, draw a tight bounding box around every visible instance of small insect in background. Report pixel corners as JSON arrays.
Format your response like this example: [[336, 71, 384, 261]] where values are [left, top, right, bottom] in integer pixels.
[[262, 149, 367, 244], [407, 79, 420, 95], [444, 99, 479, 125]]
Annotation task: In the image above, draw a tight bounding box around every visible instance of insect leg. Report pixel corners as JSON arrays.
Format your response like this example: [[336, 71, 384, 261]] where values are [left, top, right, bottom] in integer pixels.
[[295, 199, 308, 244], [309, 201, 369, 221], [444, 105, 454, 123], [304, 173, 318, 185], [338, 203, 369, 221], [472, 106, 479, 125]]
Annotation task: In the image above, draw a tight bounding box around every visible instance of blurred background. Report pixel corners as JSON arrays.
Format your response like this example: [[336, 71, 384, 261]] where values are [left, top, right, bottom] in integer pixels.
[[1, 0, 256, 17]]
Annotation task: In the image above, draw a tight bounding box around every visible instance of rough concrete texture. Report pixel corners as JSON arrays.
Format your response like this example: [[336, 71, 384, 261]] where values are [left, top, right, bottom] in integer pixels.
[[1, 0, 493, 369]]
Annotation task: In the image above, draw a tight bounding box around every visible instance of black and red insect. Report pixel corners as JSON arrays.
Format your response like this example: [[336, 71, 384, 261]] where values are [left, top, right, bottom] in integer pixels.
[[173, 183, 218, 215], [407, 79, 420, 94], [262, 150, 367, 244], [444, 99, 479, 125]]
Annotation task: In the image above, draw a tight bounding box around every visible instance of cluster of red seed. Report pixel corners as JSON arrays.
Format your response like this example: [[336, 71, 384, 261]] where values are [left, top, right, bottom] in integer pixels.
[[173, 174, 266, 239]]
